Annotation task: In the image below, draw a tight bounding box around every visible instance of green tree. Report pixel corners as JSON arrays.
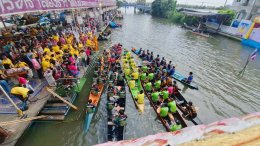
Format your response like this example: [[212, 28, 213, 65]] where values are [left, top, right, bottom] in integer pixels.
[[116, 0, 124, 8], [151, 0, 177, 18]]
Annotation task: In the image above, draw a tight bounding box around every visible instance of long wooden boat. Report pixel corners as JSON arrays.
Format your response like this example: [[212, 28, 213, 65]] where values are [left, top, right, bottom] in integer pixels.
[[121, 51, 145, 113], [133, 50, 202, 125], [131, 49, 198, 90], [107, 85, 126, 141], [174, 92, 203, 125], [188, 30, 210, 38], [140, 78, 187, 131], [84, 58, 109, 133]]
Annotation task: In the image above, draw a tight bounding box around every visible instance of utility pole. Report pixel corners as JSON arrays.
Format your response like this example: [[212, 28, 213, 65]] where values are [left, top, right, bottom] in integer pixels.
[[224, 0, 228, 7]]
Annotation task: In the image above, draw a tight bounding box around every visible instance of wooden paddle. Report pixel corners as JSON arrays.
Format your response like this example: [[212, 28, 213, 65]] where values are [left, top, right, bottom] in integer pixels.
[[46, 87, 78, 110], [0, 86, 23, 117], [0, 115, 46, 126]]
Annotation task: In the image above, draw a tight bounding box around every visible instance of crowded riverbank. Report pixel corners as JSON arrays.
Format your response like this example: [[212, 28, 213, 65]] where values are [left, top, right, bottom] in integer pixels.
[[0, 3, 121, 145]]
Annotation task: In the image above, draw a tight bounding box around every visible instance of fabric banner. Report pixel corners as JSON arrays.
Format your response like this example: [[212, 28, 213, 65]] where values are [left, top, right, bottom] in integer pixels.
[[0, 0, 116, 16]]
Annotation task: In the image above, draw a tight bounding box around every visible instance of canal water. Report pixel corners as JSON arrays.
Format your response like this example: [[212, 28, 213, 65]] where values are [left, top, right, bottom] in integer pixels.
[[17, 8, 260, 146]]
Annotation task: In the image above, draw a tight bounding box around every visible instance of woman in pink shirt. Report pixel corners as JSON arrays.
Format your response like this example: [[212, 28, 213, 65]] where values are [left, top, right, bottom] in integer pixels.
[[67, 63, 79, 77], [85, 47, 91, 56]]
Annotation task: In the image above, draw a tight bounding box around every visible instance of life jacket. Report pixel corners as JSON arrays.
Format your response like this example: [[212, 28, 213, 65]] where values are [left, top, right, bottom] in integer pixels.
[[136, 93, 144, 104], [148, 73, 154, 81], [161, 91, 169, 99], [170, 124, 182, 131], [154, 80, 161, 89], [129, 80, 135, 89], [142, 66, 148, 72], [115, 115, 127, 126], [160, 107, 169, 118], [151, 92, 159, 102], [145, 82, 152, 91], [168, 101, 177, 113], [140, 73, 147, 81]]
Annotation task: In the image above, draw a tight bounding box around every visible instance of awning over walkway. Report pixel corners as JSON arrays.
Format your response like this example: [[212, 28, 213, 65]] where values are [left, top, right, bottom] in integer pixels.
[[178, 8, 232, 20]]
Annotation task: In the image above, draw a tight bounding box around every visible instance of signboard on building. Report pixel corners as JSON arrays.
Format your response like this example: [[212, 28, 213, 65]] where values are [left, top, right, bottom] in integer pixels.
[[0, 0, 116, 16]]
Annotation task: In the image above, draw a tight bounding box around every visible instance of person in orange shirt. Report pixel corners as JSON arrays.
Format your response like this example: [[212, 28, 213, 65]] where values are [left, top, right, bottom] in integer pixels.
[[94, 35, 98, 51]]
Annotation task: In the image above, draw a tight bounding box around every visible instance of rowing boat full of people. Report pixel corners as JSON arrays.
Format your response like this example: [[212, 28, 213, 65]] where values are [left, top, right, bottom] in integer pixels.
[[121, 50, 145, 113], [84, 55, 110, 133], [140, 61, 202, 125], [139, 66, 187, 131], [107, 61, 127, 141], [131, 48, 199, 90]]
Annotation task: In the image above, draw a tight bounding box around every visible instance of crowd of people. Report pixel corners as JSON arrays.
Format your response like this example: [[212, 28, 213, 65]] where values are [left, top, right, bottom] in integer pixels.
[[133, 48, 194, 84], [0, 11, 116, 110]]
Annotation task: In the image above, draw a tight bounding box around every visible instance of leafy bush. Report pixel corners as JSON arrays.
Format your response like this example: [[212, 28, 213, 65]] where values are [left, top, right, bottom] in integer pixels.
[[170, 12, 199, 25]]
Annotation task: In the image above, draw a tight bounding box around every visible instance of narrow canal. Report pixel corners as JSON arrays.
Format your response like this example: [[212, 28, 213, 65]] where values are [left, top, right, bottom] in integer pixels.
[[17, 8, 260, 146]]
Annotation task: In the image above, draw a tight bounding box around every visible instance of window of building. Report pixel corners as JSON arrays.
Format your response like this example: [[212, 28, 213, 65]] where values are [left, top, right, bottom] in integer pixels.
[[237, 0, 241, 2]]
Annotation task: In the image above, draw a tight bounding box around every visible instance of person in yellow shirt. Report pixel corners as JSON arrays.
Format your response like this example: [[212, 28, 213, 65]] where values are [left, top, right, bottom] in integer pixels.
[[132, 71, 139, 80], [2, 55, 14, 69], [42, 58, 51, 72], [15, 61, 28, 68], [11, 86, 34, 110], [52, 45, 60, 53], [94, 35, 98, 51], [62, 44, 69, 50], [78, 42, 83, 49], [135, 90, 144, 104], [43, 47, 50, 55], [52, 34, 59, 43]]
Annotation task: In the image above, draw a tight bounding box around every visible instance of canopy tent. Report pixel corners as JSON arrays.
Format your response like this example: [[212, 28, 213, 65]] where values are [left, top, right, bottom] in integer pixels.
[[178, 8, 233, 31], [180, 11, 232, 21]]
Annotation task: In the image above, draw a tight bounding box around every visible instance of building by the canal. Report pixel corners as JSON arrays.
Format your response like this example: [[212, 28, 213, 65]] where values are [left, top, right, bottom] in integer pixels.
[[231, 0, 260, 20]]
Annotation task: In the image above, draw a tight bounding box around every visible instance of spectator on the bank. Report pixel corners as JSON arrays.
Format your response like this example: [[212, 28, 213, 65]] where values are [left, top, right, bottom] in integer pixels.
[[2, 55, 14, 69], [0, 80, 10, 93]]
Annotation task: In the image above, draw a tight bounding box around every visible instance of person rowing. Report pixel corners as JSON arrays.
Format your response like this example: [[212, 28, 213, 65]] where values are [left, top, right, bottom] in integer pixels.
[[183, 101, 197, 119], [148, 52, 154, 62], [155, 54, 160, 62], [160, 57, 166, 66], [113, 109, 127, 140], [140, 50, 146, 59], [168, 66, 175, 76], [172, 81, 181, 95], [184, 72, 193, 84], [167, 61, 172, 70], [135, 90, 144, 105], [86, 99, 95, 114]]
